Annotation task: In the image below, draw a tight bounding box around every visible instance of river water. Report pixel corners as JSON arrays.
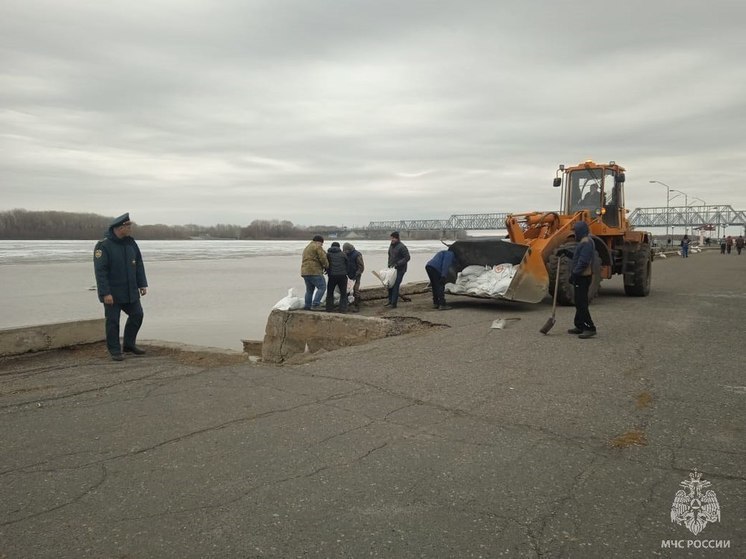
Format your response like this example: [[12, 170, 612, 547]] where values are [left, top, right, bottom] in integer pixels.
[[0, 240, 449, 350]]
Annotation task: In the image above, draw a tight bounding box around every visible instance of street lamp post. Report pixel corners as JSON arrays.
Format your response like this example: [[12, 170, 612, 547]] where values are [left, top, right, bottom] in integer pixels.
[[690, 197, 706, 229], [668, 192, 684, 240], [689, 197, 706, 244], [670, 188, 689, 235], [649, 180, 672, 242]]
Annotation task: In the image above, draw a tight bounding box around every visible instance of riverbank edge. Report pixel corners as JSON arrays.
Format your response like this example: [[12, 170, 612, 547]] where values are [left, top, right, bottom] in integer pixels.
[[0, 281, 432, 359]]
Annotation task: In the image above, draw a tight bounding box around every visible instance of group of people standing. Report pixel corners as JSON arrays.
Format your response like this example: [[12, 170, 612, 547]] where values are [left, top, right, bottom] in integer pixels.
[[720, 235, 744, 255], [301, 231, 419, 313], [301, 236, 365, 313]]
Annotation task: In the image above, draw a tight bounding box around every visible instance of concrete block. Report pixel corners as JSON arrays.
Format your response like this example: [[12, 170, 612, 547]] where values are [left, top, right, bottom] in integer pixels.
[[0, 319, 105, 357], [262, 310, 392, 363]]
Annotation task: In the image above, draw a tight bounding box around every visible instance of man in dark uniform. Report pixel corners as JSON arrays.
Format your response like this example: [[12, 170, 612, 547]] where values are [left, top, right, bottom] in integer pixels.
[[93, 213, 148, 361]]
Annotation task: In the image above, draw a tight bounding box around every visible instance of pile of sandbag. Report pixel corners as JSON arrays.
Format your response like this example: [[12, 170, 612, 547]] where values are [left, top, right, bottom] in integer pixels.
[[445, 263, 516, 298]]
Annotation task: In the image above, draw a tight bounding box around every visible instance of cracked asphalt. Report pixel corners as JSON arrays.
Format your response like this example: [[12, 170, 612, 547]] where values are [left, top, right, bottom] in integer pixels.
[[1, 250, 744, 558]]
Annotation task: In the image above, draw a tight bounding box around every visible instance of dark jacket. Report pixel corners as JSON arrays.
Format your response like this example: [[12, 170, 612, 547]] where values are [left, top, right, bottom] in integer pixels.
[[426, 250, 456, 278], [388, 241, 410, 272], [326, 245, 348, 276], [571, 221, 594, 277], [344, 247, 364, 279], [93, 228, 147, 304]]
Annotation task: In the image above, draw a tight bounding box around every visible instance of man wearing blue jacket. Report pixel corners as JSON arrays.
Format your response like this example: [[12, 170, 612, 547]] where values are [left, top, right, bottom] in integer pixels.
[[568, 221, 597, 338], [93, 213, 148, 361], [426, 250, 456, 310]]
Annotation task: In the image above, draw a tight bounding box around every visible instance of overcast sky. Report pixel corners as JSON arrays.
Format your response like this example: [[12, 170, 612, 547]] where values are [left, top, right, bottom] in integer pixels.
[[2, 0, 745, 227]]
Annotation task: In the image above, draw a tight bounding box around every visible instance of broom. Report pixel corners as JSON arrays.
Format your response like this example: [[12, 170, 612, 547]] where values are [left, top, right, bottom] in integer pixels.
[[540, 256, 562, 334]]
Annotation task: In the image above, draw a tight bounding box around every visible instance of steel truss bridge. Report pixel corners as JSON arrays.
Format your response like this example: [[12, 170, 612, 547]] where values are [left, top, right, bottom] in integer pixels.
[[365, 205, 746, 231]]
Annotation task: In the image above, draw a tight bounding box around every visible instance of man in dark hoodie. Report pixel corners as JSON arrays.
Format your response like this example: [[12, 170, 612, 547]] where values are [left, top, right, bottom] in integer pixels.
[[325, 241, 349, 313], [386, 231, 410, 308], [568, 220, 597, 339], [93, 213, 148, 361], [342, 242, 364, 312]]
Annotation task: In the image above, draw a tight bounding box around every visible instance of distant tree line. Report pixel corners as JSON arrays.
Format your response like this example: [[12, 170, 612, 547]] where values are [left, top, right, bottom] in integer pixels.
[[0, 209, 344, 240]]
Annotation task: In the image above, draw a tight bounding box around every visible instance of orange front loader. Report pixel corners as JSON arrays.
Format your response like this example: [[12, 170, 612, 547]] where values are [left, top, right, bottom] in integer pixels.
[[447, 161, 653, 305]]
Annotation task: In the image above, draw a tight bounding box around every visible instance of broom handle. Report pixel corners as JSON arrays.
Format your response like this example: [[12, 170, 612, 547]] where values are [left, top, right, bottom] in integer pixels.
[[551, 257, 562, 317]]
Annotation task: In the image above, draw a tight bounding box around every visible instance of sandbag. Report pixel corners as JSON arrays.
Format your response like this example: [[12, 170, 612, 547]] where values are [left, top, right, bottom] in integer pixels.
[[372, 267, 397, 288], [445, 263, 516, 298], [272, 288, 305, 311]]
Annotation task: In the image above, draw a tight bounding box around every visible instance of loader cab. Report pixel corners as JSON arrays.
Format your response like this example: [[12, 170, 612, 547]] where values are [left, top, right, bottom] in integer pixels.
[[565, 162, 626, 229]]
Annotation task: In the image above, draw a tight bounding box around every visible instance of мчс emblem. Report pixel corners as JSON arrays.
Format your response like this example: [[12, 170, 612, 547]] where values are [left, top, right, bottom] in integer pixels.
[[671, 469, 720, 535], [95, 249, 103, 258]]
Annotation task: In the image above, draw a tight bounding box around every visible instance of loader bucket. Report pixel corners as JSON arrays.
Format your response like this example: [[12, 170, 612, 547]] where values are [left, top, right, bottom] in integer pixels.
[[448, 238, 550, 303]]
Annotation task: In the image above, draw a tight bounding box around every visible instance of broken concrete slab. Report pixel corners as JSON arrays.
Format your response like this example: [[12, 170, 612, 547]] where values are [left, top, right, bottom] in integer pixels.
[[261, 309, 443, 363]]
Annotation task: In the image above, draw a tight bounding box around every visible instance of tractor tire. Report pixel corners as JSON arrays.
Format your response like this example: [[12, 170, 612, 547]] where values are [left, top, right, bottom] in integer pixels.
[[624, 243, 652, 296], [548, 243, 601, 306]]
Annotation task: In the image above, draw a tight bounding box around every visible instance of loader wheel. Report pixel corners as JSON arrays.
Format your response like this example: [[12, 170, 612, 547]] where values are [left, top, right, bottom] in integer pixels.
[[548, 243, 601, 306], [624, 244, 652, 296]]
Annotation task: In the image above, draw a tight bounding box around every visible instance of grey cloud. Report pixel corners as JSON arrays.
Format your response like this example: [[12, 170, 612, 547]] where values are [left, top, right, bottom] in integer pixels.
[[1, 0, 745, 227]]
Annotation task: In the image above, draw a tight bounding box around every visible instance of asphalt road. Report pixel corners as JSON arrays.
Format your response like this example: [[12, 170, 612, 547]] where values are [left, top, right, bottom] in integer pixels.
[[1, 249, 744, 558]]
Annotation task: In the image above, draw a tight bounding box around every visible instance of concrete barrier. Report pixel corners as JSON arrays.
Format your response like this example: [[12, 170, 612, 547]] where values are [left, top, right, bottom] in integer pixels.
[[0, 319, 104, 357], [262, 309, 442, 363]]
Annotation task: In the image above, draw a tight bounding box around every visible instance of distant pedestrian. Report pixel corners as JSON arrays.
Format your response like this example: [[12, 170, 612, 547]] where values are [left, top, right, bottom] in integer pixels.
[[385, 231, 410, 309], [325, 242, 348, 313], [93, 213, 148, 361], [567, 221, 597, 339], [736, 236, 744, 255], [720, 237, 727, 254], [726, 236, 733, 254], [343, 242, 364, 312], [426, 250, 456, 310], [680, 235, 690, 258], [301, 235, 328, 310]]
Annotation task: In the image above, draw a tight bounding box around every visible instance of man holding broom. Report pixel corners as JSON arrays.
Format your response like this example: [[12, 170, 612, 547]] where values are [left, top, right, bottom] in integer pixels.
[[567, 221, 597, 339]]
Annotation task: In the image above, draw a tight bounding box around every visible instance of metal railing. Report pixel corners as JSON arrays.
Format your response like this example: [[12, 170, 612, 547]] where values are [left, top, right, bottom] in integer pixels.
[[363, 206, 745, 231]]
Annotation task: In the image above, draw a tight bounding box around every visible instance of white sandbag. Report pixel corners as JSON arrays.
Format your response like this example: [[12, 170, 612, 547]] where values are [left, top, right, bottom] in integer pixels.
[[445, 263, 516, 298], [372, 267, 397, 288], [460, 265, 490, 277], [319, 289, 341, 305], [272, 288, 305, 311]]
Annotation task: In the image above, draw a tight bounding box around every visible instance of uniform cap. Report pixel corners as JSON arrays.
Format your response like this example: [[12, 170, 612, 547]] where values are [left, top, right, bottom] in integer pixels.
[[110, 213, 131, 228], [390, 231, 400, 239]]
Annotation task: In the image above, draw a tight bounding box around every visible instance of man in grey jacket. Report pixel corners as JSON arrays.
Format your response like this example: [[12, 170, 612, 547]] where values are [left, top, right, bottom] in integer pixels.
[[386, 231, 410, 309]]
